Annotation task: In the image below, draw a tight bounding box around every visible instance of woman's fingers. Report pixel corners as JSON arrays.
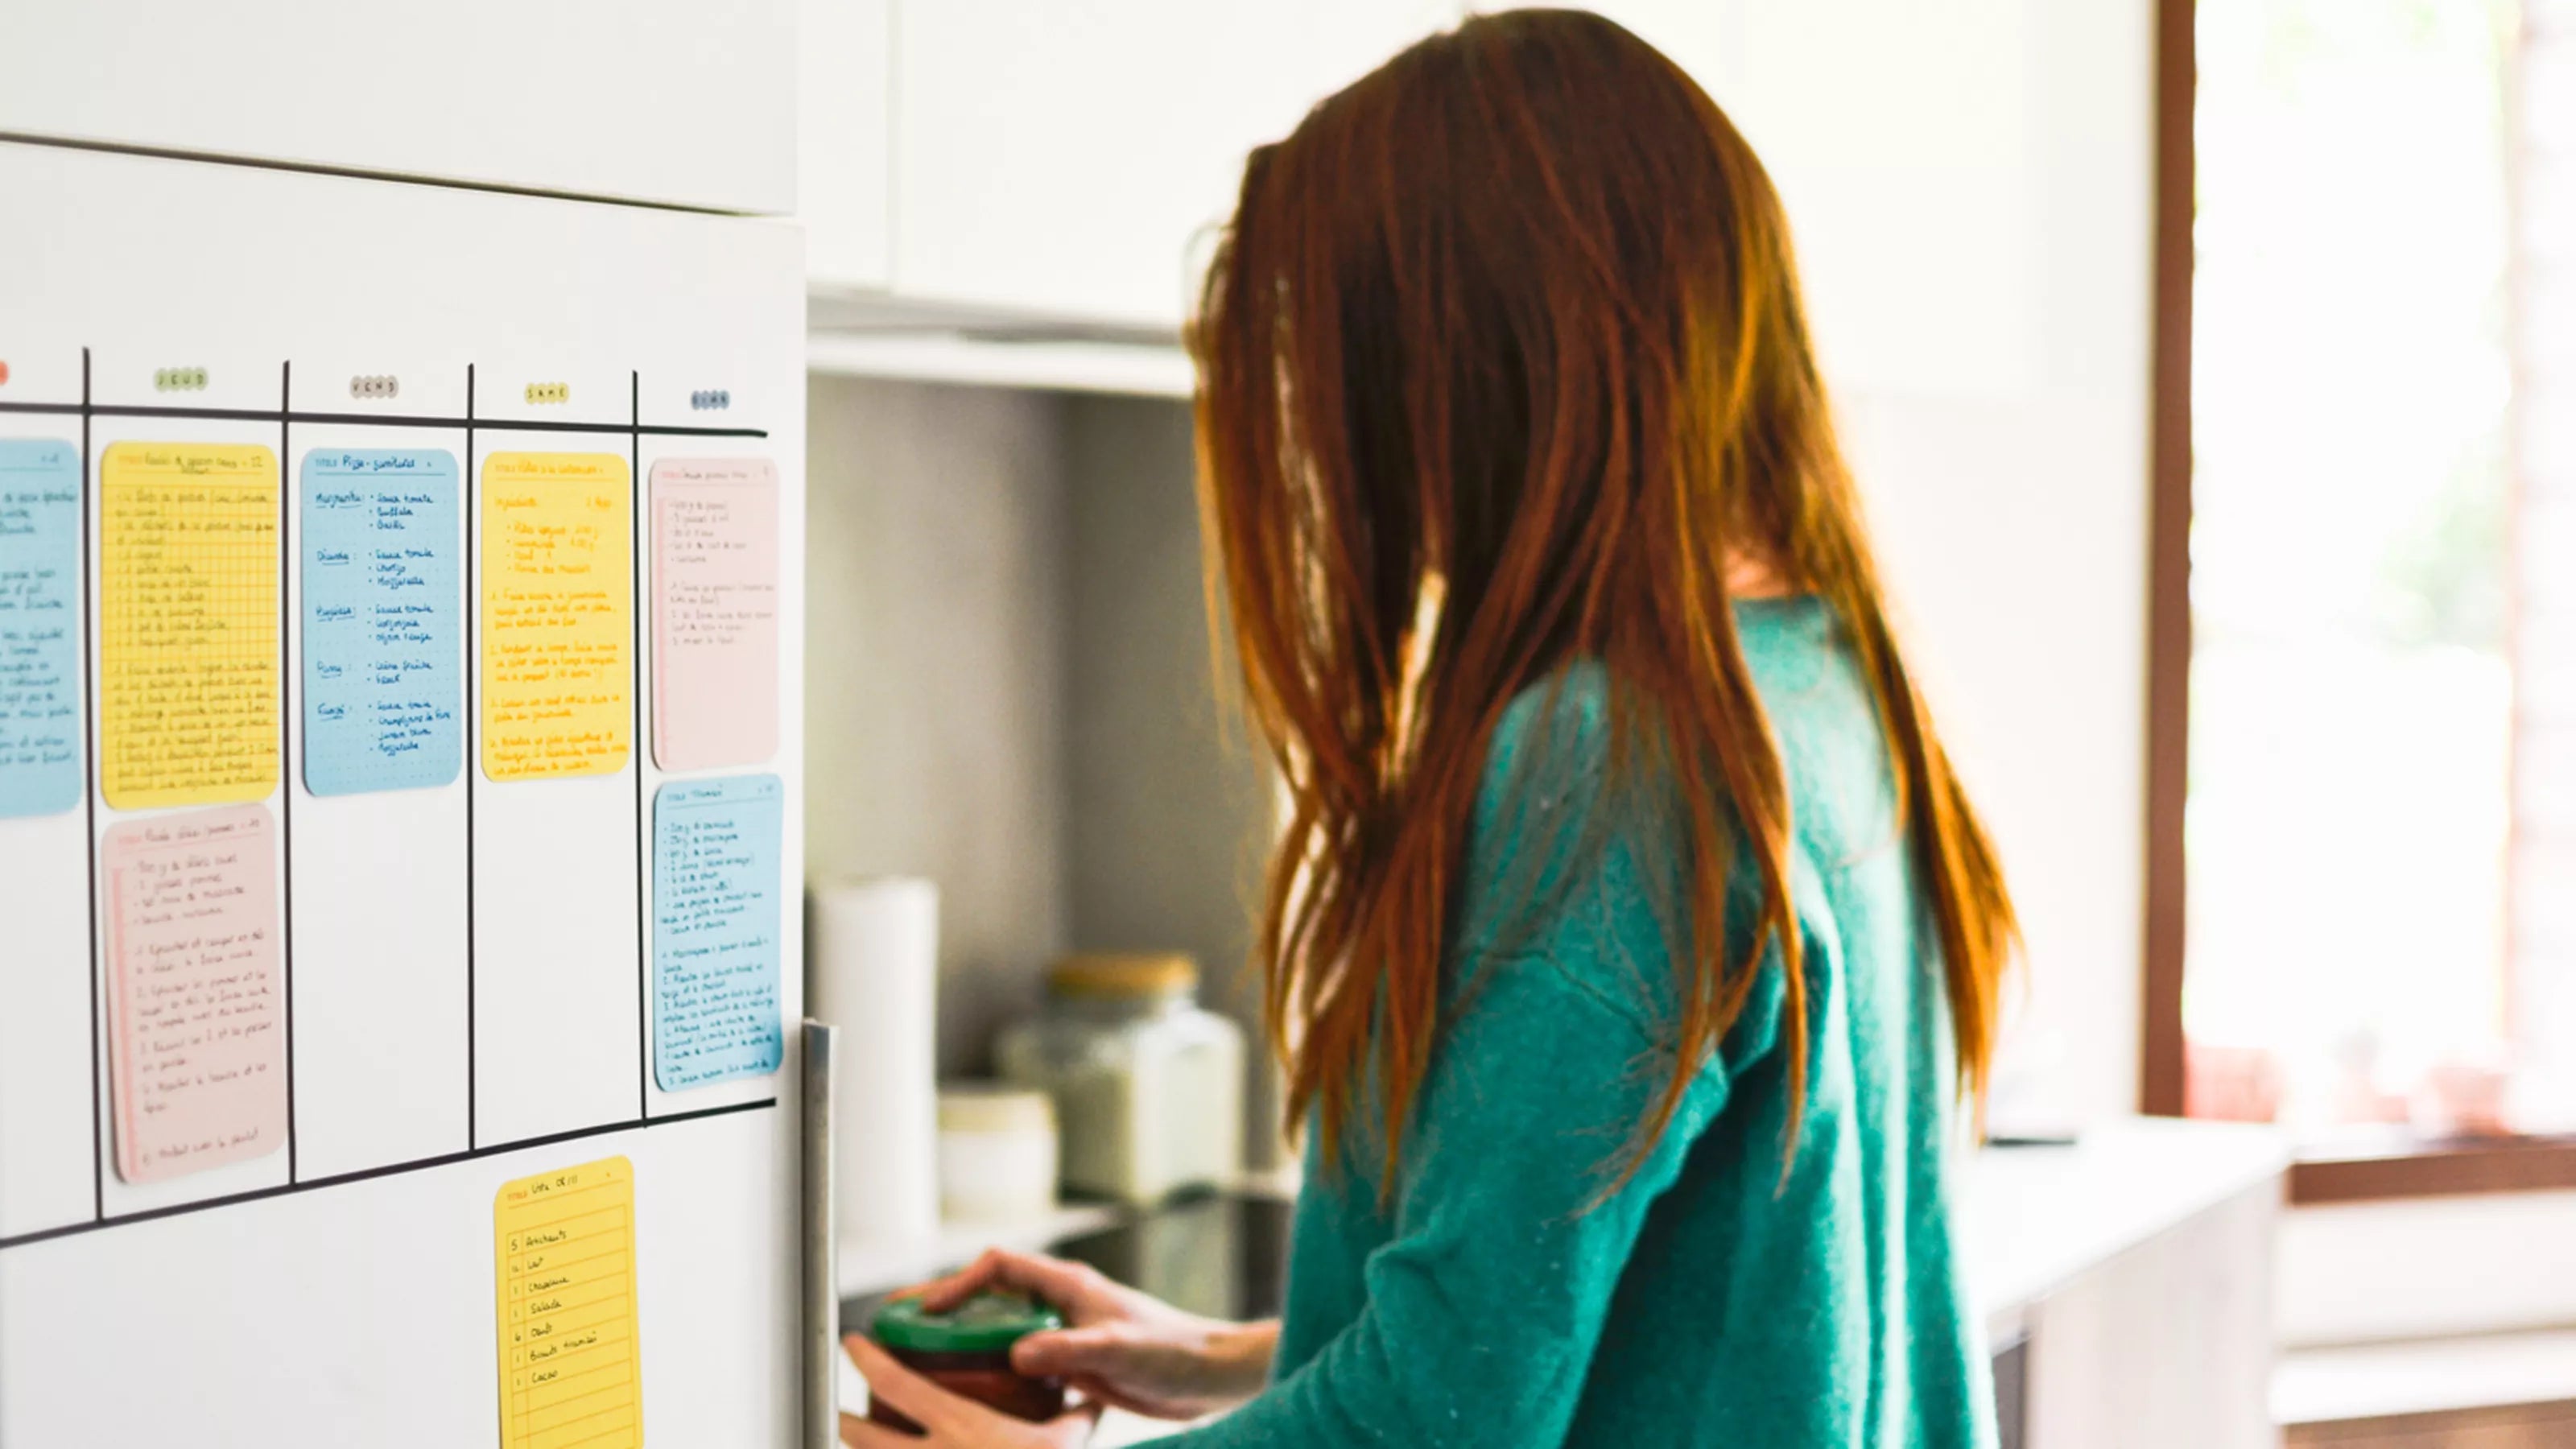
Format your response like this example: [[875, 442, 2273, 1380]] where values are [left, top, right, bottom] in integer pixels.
[[844, 1333, 970, 1437], [836, 1410, 908, 1447], [1008, 1324, 1123, 1380], [917, 1248, 1103, 1315], [1036, 1402, 1105, 1447]]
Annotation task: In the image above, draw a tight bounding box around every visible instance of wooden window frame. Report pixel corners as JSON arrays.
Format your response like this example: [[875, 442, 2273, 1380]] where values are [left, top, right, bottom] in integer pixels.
[[2138, 0, 2576, 1206]]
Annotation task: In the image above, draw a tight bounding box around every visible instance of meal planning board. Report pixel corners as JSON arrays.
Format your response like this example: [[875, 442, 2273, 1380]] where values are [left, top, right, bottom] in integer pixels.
[[0, 142, 809, 1449]]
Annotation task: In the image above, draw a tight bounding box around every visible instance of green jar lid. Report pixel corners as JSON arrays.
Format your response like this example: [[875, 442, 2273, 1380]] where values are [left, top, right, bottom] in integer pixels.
[[872, 1290, 1063, 1354]]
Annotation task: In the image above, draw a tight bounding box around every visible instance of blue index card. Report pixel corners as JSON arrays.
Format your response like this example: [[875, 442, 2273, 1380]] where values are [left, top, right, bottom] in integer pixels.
[[0, 439, 83, 819], [300, 448, 463, 796], [652, 772, 786, 1091]]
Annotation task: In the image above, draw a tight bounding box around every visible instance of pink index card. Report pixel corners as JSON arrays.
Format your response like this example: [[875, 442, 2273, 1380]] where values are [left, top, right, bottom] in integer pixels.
[[650, 457, 780, 771], [102, 803, 287, 1185]]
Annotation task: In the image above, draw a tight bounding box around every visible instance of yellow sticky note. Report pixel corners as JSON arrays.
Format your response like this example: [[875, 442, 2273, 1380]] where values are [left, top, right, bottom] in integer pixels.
[[98, 443, 282, 810], [481, 453, 632, 782], [495, 1155, 642, 1449]]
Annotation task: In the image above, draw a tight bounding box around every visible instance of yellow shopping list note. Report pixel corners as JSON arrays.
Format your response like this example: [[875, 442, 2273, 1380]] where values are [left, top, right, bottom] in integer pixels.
[[98, 443, 282, 809], [496, 1155, 642, 1449], [481, 453, 631, 782]]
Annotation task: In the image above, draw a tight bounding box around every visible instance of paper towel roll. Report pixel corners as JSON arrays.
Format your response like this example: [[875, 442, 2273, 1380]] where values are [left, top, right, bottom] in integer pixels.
[[807, 876, 941, 1253]]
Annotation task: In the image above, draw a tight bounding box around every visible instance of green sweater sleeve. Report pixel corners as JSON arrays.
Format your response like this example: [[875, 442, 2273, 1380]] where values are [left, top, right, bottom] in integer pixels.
[[1166, 765, 1793, 1446]]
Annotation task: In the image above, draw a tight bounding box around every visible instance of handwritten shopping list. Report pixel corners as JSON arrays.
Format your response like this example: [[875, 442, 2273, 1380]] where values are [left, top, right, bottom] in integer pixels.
[[650, 774, 784, 1092], [482, 454, 631, 782], [0, 439, 82, 818], [650, 459, 779, 772], [99, 443, 282, 810], [495, 1156, 643, 1449], [301, 449, 463, 795], [102, 803, 286, 1185]]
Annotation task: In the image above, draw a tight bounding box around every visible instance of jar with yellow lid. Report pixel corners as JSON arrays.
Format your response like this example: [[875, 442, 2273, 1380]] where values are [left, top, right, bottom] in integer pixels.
[[996, 952, 1245, 1205]]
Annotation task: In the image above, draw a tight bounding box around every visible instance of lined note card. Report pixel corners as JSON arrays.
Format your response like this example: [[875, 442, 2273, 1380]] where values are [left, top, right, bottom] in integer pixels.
[[495, 1156, 643, 1449], [0, 439, 82, 818], [649, 459, 778, 772], [102, 803, 286, 1184], [302, 449, 463, 795], [98, 443, 282, 810], [481, 453, 631, 782], [650, 774, 784, 1091]]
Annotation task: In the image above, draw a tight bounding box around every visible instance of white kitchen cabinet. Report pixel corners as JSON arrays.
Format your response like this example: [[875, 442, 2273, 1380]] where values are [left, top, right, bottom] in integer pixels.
[[0, 0, 797, 213], [889, 1, 1323, 332], [808, 0, 2142, 415], [802, 0, 895, 288]]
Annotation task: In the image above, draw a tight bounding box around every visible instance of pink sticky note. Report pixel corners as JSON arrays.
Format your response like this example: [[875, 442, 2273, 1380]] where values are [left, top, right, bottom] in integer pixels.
[[651, 458, 781, 772], [102, 803, 287, 1185]]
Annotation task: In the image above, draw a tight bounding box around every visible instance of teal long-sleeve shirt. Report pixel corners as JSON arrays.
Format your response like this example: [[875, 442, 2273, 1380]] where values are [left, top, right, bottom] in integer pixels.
[[1161, 599, 1995, 1447]]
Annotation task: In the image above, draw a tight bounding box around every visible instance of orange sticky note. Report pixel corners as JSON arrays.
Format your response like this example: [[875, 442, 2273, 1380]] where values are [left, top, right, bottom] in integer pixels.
[[481, 453, 632, 782]]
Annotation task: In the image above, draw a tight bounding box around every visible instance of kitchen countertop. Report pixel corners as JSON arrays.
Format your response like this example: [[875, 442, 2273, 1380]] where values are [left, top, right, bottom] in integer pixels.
[[840, 1117, 2289, 1441], [1960, 1116, 2289, 1332]]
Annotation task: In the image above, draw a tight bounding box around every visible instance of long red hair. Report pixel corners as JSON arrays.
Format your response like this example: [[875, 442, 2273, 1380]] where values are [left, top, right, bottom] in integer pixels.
[[1189, 9, 2018, 1187]]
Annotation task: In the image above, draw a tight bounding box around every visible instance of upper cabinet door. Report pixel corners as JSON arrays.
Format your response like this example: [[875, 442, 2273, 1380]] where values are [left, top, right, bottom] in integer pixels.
[[0, 0, 797, 214], [892, 0, 1323, 332], [1588, 0, 2067, 399], [803, 0, 894, 288]]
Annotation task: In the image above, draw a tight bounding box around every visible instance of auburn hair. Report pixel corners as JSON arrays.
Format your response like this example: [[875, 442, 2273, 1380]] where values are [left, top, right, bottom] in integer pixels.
[[1188, 9, 2018, 1189]]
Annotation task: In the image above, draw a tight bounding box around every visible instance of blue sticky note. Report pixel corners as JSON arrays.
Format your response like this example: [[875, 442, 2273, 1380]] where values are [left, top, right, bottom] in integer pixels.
[[652, 773, 786, 1091], [0, 440, 84, 819], [300, 449, 463, 796]]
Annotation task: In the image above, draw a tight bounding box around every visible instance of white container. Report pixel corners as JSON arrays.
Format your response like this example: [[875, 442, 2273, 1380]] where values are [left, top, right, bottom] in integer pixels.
[[936, 1083, 1060, 1224], [807, 877, 942, 1253], [997, 953, 1245, 1206]]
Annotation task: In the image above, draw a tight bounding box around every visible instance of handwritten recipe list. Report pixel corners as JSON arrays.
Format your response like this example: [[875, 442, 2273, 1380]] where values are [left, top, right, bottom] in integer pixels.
[[495, 1156, 643, 1449], [650, 774, 785, 1091], [98, 443, 282, 810], [101, 803, 287, 1184], [0, 438, 82, 818], [301, 448, 463, 795], [482, 453, 631, 782], [650, 458, 778, 772]]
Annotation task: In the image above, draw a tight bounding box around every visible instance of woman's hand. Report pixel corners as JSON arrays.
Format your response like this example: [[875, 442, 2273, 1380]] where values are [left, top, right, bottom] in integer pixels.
[[840, 1334, 1100, 1447], [910, 1248, 1278, 1422]]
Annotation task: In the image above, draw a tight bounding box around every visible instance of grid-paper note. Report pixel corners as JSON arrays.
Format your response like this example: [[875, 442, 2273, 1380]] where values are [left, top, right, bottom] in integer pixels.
[[495, 1155, 643, 1449], [98, 442, 282, 810]]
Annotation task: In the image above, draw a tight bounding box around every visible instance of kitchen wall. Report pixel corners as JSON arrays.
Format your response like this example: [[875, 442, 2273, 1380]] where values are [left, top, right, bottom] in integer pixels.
[[806, 376, 1073, 1075], [1061, 398, 1278, 1138], [807, 378, 1276, 1137]]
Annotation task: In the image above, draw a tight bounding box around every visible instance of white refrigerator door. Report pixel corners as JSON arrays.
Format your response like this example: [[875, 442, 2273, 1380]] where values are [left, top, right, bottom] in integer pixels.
[[0, 0, 796, 213], [0, 140, 807, 1449]]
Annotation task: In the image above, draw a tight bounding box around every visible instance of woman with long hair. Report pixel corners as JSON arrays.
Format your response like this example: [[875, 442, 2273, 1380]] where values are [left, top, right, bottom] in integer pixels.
[[844, 10, 2018, 1445]]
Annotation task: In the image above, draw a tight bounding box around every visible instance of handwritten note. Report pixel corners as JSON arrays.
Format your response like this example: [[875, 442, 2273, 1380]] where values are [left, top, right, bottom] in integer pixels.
[[650, 459, 779, 771], [301, 449, 463, 795], [98, 443, 281, 810], [481, 453, 631, 782], [102, 803, 286, 1184], [0, 439, 82, 818], [495, 1156, 643, 1449], [650, 774, 784, 1091]]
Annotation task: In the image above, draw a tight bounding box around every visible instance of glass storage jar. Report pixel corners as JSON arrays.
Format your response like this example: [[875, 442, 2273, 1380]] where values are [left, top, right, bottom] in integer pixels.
[[996, 952, 1245, 1206], [867, 1290, 1065, 1431]]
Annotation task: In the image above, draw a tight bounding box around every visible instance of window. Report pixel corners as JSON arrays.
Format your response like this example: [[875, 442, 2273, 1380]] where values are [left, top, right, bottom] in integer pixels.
[[2175, 0, 2576, 1151]]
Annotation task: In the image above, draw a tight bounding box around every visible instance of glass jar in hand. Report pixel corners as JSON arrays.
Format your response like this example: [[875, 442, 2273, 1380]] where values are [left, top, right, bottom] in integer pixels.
[[866, 1290, 1067, 1432]]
